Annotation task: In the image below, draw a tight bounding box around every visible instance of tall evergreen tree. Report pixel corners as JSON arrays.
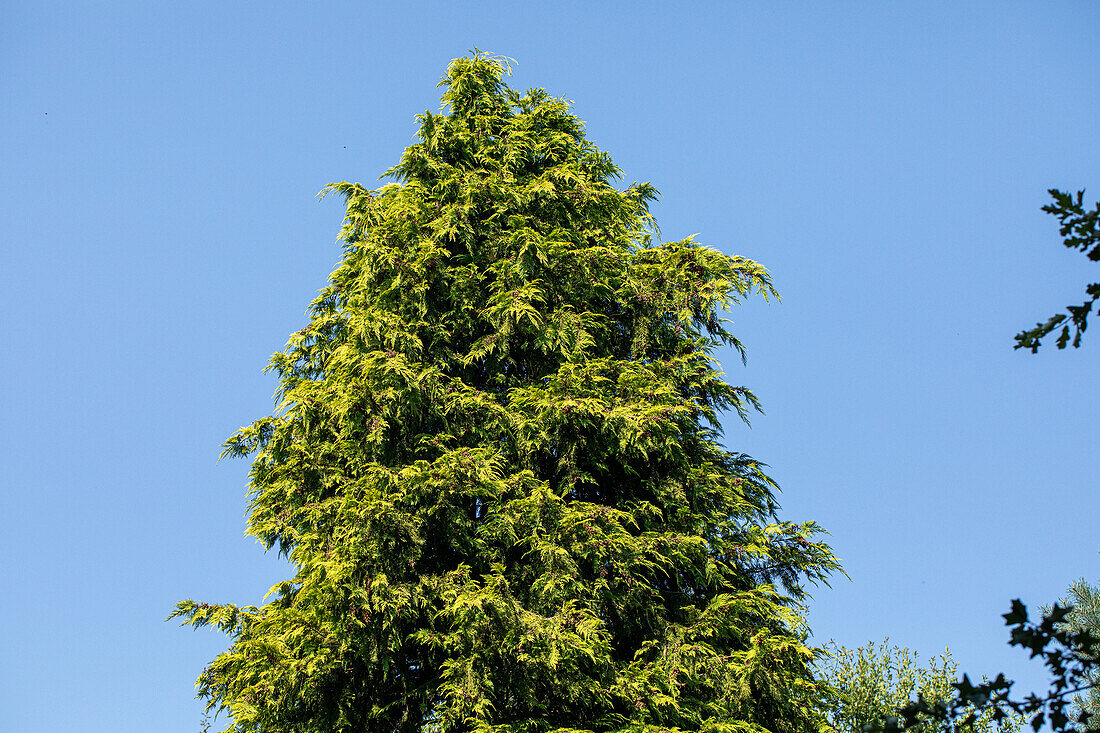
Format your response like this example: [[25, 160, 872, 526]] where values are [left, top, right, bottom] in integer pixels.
[[173, 53, 840, 733]]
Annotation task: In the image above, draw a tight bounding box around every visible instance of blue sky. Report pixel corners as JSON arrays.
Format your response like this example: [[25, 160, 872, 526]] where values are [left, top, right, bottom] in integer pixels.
[[3, 2, 1099, 731]]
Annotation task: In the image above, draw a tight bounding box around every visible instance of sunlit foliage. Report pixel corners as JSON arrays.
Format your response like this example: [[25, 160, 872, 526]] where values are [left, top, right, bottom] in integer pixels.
[[173, 52, 839, 733]]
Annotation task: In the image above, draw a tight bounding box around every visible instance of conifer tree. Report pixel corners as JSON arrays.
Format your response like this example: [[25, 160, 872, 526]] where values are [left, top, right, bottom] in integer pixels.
[[1055, 579, 1100, 723], [173, 52, 840, 733]]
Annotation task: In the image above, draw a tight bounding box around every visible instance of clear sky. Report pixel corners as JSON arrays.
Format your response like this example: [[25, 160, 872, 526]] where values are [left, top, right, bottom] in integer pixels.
[[3, 2, 1099, 731]]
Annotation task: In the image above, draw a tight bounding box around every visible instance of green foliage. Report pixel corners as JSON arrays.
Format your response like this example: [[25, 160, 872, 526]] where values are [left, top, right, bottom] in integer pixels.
[[816, 640, 1021, 733], [172, 52, 839, 733], [1054, 577, 1100, 723], [1015, 189, 1100, 352], [878, 602, 1100, 733]]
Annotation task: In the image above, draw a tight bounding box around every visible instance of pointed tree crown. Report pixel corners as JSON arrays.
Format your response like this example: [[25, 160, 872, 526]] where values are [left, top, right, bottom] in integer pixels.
[[174, 52, 839, 733]]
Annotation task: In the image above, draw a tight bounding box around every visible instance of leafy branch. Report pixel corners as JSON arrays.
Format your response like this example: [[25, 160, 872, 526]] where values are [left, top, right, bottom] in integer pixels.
[[874, 601, 1100, 733], [1015, 189, 1100, 352]]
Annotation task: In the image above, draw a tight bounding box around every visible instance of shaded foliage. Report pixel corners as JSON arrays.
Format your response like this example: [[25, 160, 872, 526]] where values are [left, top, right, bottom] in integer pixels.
[[875, 602, 1100, 733], [172, 52, 838, 733], [1015, 189, 1100, 352]]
